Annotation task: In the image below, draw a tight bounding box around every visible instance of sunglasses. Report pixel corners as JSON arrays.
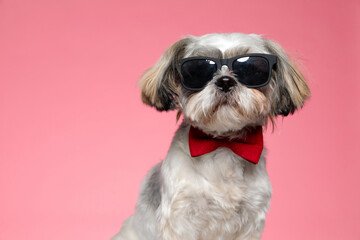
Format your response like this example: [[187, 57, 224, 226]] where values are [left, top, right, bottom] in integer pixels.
[[179, 53, 277, 91]]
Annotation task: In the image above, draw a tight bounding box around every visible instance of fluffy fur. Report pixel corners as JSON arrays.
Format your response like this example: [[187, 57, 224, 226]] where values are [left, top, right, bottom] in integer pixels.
[[112, 33, 310, 240]]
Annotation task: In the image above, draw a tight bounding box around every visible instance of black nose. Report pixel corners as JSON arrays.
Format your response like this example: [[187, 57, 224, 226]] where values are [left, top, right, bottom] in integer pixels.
[[215, 77, 236, 92]]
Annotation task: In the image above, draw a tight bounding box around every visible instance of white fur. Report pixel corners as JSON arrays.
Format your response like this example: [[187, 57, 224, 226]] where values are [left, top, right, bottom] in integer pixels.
[[112, 124, 271, 240], [182, 83, 270, 136], [185, 33, 267, 56]]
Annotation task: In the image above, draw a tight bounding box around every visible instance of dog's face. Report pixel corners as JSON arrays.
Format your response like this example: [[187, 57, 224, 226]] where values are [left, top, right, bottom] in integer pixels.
[[140, 33, 310, 136]]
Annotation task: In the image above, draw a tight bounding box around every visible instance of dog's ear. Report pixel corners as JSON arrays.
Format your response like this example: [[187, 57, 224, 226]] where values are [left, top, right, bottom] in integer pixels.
[[264, 39, 310, 116], [139, 38, 192, 111]]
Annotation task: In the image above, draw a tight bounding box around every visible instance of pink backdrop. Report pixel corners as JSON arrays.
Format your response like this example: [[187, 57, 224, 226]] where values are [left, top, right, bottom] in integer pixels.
[[1, 0, 359, 239]]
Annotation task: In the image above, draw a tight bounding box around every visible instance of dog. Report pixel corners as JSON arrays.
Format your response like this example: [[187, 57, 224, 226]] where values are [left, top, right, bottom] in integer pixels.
[[112, 33, 310, 240]]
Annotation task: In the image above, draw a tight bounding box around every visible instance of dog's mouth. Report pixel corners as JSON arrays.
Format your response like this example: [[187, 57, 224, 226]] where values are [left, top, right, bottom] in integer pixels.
[[210, 94, 230, 114]]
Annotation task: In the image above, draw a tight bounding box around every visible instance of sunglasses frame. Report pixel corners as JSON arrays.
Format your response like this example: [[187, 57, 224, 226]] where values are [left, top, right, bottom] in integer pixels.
[[179, 53, 277, 91]]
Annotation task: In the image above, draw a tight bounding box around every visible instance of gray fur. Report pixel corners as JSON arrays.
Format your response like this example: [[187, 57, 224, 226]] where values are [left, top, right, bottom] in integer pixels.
[[263, 39, 309, 116], [139, 163, 162, 209]]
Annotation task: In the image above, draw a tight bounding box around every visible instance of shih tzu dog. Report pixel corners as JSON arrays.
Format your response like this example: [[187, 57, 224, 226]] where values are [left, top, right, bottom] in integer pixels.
[[112, 33, 310, 240]]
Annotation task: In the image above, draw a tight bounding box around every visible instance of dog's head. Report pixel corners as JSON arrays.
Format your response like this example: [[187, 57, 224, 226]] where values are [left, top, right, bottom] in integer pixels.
[[140, 33, 310, 136]]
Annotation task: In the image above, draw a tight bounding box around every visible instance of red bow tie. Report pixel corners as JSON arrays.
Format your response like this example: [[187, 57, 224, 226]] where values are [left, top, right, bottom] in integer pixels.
[[188, 126, 263, 164]]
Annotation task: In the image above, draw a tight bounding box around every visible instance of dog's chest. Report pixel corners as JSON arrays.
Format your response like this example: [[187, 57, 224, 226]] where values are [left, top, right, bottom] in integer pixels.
[[160, 148, 268, 239], [192, 149, 247, 206], [192, 150, 247, 236]]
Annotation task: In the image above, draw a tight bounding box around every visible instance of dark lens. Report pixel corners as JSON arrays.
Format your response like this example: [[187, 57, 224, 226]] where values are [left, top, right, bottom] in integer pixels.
[[181, 59, 217, 90], [232, 56, 270, 87]]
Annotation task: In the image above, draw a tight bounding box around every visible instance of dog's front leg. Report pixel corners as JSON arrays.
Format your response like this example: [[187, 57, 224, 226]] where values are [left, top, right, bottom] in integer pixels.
[[157, 193, 201, 240], [234, 212, 266, 240]]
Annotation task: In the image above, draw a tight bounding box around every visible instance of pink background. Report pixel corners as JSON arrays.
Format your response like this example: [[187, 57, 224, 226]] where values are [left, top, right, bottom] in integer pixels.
[[1, 0, 359, 239]]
